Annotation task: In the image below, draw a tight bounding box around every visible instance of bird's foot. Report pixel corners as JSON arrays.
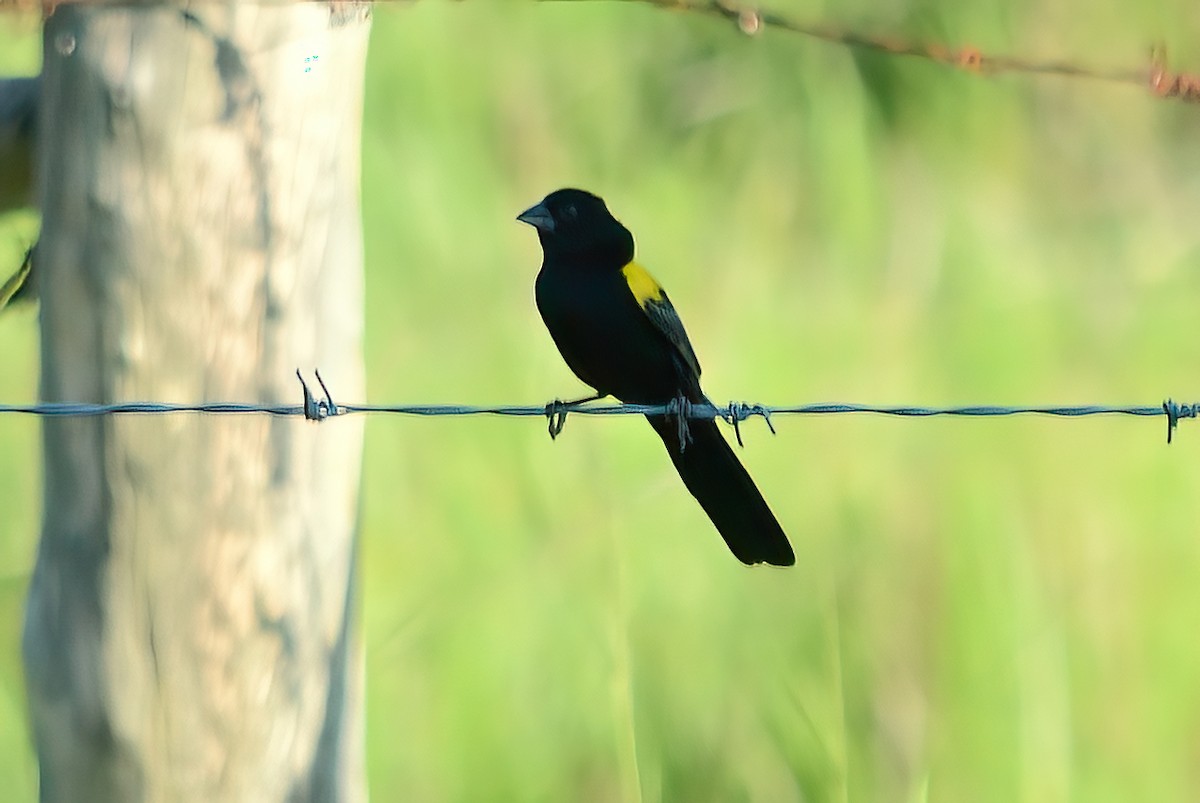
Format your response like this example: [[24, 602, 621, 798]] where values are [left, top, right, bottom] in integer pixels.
[[543, 393, 603, 440], [544, 400, 570, 440]]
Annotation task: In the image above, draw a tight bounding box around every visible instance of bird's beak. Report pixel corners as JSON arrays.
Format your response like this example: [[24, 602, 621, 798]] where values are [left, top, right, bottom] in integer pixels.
[[517, 202, 555, 233]]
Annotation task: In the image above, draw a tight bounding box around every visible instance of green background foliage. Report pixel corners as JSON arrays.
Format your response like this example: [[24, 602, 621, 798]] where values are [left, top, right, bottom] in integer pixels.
[[3, 2, 1200, 800]]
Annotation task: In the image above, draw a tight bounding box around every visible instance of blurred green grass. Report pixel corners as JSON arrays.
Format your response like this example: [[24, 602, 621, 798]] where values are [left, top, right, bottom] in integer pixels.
[[5, 1, 1200, 800]]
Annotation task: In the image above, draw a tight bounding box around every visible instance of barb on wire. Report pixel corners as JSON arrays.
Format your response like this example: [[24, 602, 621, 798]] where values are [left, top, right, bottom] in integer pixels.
[[0, 370, 1192, 445], [666, 395, 695, 453], [297, 368, 339, 421], [723, 401, 775, 447], [1163, 398, 1197, 445]]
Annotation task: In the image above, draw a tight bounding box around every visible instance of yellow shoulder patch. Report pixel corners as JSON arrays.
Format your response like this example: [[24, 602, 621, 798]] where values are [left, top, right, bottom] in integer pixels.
[[621, 261, 664, 308]]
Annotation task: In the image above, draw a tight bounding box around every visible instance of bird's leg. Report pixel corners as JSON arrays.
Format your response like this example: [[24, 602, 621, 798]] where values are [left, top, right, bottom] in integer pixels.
[[544, 393, 604, 440]]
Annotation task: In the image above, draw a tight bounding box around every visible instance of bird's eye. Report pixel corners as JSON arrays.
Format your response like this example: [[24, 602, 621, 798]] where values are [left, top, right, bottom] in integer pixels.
[[564, 205, 578, 220]]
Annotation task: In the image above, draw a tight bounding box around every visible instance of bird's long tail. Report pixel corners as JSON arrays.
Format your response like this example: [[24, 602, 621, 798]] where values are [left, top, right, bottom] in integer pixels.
[[647, 414, 794, 566]]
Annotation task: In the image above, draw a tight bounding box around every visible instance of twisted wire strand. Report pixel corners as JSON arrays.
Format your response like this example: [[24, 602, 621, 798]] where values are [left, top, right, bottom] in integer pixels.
[[0, 371, 1192, 443]]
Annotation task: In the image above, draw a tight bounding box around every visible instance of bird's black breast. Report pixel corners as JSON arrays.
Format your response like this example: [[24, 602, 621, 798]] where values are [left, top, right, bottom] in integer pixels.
[[536, 264, 696, 404]]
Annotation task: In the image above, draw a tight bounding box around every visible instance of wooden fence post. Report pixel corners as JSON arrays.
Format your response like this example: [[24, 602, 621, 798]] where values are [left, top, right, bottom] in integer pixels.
[[23, 4, 371, 800]]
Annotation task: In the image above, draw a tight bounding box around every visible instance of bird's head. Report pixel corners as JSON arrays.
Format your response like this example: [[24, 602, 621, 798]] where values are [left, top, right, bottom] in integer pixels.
[[518, 188, 634, 266]]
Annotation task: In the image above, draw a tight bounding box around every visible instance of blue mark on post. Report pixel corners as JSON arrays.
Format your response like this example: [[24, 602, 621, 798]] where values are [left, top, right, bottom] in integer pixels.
[[304, 54, 319, 73]]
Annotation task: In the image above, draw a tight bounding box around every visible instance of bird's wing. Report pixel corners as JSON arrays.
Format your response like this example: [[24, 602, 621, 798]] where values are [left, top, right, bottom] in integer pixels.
[[620, 261, 702, 380]]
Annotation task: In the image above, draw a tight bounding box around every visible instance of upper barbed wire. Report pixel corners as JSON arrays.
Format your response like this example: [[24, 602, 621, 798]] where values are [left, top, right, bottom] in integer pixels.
[[587, 0, 1199, 101]]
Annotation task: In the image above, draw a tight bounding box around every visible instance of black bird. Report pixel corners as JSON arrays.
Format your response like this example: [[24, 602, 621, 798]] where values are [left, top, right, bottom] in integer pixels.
[[518, 188, 794, 566]]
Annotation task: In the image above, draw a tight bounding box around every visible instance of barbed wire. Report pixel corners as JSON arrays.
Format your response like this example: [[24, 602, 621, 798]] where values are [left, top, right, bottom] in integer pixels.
[[575, 0, 1200, 102], [0, 370, 1193, 445], [6, 0, 1199, 101]]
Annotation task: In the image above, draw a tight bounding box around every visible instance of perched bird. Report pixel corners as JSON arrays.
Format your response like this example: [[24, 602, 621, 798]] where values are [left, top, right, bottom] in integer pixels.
[[518, 188, 794, 566]]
